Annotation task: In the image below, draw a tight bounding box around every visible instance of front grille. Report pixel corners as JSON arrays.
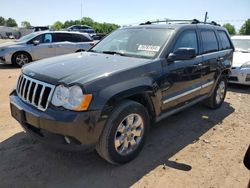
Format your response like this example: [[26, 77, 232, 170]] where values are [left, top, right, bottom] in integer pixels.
[[228, 76, 238, 81], [16, 74, 55, 111]]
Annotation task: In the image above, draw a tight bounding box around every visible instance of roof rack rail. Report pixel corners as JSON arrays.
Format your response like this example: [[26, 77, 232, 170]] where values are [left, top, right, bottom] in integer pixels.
[[140, 19, 193, 25], [139, 19, 221, 26]]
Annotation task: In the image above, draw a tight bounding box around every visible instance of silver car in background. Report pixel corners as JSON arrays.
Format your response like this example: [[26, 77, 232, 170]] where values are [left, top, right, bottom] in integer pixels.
[[0, 31, 95, 67], [229, 36, 250, 85]]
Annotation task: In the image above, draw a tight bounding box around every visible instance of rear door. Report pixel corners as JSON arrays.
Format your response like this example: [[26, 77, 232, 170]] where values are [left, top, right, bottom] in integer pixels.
[[161, 29, 203, 111], [198, 28, 223, 95], [30, 33, 56, 60], [53, 33, 76, 55]]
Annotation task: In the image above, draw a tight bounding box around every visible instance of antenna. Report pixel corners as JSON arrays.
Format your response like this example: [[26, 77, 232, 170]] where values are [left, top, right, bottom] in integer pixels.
[[204, 12, 208, 23]]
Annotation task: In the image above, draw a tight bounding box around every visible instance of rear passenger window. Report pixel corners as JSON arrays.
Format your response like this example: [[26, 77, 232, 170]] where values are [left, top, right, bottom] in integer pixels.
[[218, 31, 231, 50], [201, 30, 218, 53], [72, 34, 92, 42], [174, 30, 198, 54], [54, 33, 72, 42]]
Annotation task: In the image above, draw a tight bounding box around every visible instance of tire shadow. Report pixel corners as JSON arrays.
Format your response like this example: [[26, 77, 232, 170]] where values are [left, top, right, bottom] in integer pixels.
[[228, 83, 250, 94], [0, 63, 19, 69], [0, 102, 234, 188]]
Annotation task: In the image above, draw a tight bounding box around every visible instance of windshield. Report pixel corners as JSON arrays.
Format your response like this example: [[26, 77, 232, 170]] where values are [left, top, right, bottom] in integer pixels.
[[91, 28, 173, 59], [232, 39, 250, 52], [16, 32, 38, 43]]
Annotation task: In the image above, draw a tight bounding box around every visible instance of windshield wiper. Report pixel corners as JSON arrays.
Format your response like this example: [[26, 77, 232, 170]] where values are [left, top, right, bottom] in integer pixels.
[[101, 51, 125, 56]]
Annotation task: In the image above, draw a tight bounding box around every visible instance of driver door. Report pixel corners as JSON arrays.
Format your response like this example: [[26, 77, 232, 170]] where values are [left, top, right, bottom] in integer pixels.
[[30, 33, 56, 60], [161, 29, 203, 111]]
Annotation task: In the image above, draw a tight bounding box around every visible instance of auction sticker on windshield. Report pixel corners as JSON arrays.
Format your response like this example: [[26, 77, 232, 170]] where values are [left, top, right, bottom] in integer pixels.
[[138, 45, 160, 52]]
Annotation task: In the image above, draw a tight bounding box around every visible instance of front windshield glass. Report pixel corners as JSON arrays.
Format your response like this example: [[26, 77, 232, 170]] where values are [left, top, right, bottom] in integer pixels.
[[91, 28, 173, 59], [232, 39, 250, 52], [16, 32, 38, 43]]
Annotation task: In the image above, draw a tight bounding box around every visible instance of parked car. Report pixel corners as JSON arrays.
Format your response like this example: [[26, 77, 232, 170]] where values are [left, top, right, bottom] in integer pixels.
[[31, 26, 50, 32], [66, 25, 96, 36], [229, 36, 250, 85], [10, 20, 234, 164], [0, 31, 95, 67]]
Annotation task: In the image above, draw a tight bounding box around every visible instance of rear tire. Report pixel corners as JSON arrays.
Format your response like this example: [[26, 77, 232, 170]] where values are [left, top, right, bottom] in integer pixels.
[[12, 52, 32, 67], [204, 77, 227, 109], [96, 100, 150, 164]]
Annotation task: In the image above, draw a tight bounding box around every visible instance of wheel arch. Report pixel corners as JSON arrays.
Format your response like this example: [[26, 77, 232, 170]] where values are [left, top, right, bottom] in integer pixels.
[[11, 51, 33, 64], [100, 86, 156, 124]]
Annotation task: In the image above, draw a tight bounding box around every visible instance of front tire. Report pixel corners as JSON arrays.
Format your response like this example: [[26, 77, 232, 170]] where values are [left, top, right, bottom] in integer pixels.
[[204, 77, 227, 109], [96, 100, 150, 164], [12, 52, 32, 67]]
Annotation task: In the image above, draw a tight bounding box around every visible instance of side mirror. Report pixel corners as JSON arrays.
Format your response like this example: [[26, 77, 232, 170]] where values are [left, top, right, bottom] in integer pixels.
[[33, 40, 40, 45], [167, 48, 196, 62]]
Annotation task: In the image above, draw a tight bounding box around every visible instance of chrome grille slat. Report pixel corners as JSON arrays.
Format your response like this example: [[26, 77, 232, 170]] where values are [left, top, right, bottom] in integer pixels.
[[32, 84, 38, 104], [38, 86, 45, 108], [19, 76, 25, 94], [22, 79, 28, 97], [16, 74, 55, 111], [26, 81, 32, 102]]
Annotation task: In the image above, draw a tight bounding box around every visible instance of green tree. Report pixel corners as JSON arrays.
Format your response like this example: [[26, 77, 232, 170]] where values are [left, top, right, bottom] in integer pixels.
[[0, 16, 5, 26], [5, 18, 17, 27], [81, 17, 94, 26], [21, 21, 31, 28], [223, 23, 236, 35], [239, 19, 250, 35], [51, 21, 63, 30]]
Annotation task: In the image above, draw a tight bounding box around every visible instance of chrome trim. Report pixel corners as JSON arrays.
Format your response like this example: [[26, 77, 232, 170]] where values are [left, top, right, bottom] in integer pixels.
[[16, 74, 55, 111], [163, 81, 214, 104]]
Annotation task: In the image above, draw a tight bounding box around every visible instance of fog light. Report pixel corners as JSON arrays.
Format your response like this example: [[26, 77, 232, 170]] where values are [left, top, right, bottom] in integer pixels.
[[246, 74, 250, 82]]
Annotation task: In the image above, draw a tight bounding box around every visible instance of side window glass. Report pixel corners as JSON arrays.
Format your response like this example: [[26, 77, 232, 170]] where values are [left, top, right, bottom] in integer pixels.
[[32, 34, 43, 43], [44, 34, 52, 43], [174, 30, 198, 54], [218, 31, 231, 50], [201, 30, 218, 53]]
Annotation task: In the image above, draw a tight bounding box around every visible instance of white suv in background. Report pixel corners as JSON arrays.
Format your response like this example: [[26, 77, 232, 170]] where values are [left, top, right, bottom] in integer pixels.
[[229, 36, 250, 85]]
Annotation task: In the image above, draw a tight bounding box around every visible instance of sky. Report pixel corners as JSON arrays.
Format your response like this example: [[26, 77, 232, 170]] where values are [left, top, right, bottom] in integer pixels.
[[0, 0, 249, 31]]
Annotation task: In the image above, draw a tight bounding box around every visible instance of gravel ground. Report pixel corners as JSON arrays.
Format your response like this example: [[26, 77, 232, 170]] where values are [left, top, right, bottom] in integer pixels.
[[0, 39, 249, 188]]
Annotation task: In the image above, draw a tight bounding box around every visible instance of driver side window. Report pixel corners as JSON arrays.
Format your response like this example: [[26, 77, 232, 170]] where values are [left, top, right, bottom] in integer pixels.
[[174, 30, 198, 54]]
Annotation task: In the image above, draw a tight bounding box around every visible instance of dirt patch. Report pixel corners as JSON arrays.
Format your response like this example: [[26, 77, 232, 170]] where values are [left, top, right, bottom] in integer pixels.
[[0, 57, 249, 187]]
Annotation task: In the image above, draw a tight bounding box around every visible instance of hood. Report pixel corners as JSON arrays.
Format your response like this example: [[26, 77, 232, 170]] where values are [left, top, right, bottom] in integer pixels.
[[232, 51, 250, 67], [23, 52, 149, 85], [0, 41, 24, 49]]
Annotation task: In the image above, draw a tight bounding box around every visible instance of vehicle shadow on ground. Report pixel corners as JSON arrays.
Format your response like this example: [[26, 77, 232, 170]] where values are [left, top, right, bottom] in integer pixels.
[[228, 83, 250, 94], [0, 64, 19, 69], [0, 102, 234, 188]]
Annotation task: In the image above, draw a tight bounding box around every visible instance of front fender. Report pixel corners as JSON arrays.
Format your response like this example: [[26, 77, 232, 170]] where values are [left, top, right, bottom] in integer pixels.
[[89, 76, 155, 110]]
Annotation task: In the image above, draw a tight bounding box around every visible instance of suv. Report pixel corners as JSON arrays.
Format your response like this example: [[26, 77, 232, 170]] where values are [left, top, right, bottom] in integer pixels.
[[0, 31, 94, 67], [10, 20, 234, 164], [66, 25, 96, 36]]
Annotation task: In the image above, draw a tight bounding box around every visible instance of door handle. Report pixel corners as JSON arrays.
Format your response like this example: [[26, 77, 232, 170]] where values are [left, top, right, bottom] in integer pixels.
[[48, 45, 53, 48], [217, 57, 224, 62]]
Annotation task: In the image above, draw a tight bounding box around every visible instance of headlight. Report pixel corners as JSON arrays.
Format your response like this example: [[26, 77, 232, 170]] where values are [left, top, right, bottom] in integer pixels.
[[51, 85, 92, 111], [241, 61, 250, 69]]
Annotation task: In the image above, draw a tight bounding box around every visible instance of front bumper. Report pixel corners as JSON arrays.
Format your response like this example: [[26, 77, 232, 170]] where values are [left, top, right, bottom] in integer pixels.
[[10, 90, 106, 151], [228, 67, 250, 85]]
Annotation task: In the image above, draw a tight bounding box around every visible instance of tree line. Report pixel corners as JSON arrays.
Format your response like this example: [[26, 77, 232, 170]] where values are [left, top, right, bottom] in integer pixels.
[[51, 17, 119, 34], [1, 15, 250, 35]]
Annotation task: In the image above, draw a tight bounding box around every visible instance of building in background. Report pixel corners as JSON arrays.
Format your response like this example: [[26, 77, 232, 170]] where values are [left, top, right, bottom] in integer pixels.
[[0, 26, 33, 39]]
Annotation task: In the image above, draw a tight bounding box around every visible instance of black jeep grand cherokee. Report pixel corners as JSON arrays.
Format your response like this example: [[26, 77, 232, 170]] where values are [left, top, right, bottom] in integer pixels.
[[10, 20, 234, 164]]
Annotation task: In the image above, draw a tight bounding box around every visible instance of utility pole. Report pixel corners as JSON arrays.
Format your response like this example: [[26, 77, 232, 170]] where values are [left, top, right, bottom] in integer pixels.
[[80, 0, 83, 24]]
